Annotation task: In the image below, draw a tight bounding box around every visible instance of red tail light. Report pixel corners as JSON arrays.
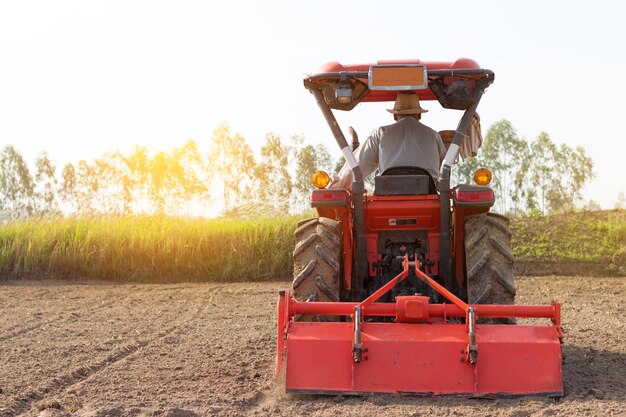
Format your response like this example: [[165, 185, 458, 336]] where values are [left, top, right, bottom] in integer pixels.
[[310, 189, 349, 207], [454, 186, 495, 207]]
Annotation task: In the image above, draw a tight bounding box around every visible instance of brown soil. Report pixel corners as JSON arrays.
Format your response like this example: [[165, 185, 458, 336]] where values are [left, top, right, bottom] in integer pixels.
[[514, 260, 618, 277], [0, 276, 624, 417]]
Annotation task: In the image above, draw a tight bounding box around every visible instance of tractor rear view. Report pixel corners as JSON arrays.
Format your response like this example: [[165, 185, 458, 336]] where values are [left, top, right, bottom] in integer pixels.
[[276, 59, 564, 396]]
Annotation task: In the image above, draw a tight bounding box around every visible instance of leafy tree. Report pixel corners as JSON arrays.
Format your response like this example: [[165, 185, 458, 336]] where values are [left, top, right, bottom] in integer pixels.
[[526, 132, 555, 212], [527, 132, 593, 213], [208, 123, 257, 212], [480, 120, 529, 214], [582, 199, 601, 211], [256, 133, 292, 213], [169, 140, 208, 215], [147, 151, 169, 214], [560, 144, 594, 210], [92, 152, 134, 215], [122, 146, 150, 213], [60, 163, 78, 213], [291, 137, 333, 212], [452, 154, 480, 185], [451, 120, 529, 214], [0, 145, 34, 216], [33, 151, 58, 215], [0, 119, 597, 218], [452, 120, 593, 215], [91, 154, 114, 214], [75, 160, 99, 215], [616, 192, 625, 210]]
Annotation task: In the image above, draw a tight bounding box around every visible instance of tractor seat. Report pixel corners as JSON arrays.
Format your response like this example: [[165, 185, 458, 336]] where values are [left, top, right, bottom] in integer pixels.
[[374, 166, 438, 196]]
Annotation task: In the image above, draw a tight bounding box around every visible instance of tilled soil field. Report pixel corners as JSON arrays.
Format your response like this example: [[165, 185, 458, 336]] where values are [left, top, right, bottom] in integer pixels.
[[0, 276, 624, 417]]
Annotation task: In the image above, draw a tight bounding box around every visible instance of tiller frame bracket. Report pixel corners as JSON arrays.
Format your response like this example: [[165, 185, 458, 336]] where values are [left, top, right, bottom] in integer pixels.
[[353, 255, 479, 365]]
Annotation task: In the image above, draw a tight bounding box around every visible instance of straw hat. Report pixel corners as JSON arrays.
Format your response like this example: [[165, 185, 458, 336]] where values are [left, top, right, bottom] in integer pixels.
[[387, 92, 428, 114]]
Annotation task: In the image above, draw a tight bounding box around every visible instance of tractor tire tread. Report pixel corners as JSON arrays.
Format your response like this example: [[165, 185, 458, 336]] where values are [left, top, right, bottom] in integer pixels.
[[472, 282, 492, 305], [293, 259, 316, 289], [466, 250, 489, 279], [292, 218, 342, 321], [464, 213, 516, 324], [319, 217, 340, 232], [315, 274, 340, 302], [491, 264, 517, 296], [297, 218, 317, 228], [293, 233, 316, 258], [317, 224, 341, 251], [465, 226, 488, 250], [489, 236, 515, 264], [294, 218, 319, 239], [486, 214, 513, 239], [316, 244, 340, 273]]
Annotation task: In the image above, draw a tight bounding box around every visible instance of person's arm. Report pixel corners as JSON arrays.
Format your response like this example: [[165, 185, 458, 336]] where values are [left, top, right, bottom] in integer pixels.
[[332, 129, 381, 189], [356, 129, 380, 178], [334, 162, 354, 189], [436, 132, 446, 164]]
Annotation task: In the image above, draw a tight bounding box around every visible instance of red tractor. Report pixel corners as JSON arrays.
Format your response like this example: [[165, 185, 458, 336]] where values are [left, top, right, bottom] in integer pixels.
[[276, 59, 564, 396]]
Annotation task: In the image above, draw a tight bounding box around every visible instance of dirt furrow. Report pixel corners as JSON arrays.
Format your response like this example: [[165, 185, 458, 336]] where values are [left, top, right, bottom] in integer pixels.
[[0, 285, 224, 416], [0, 278, 623, 417], [0, 299, 119, 344], [13, 286, 225, 417]]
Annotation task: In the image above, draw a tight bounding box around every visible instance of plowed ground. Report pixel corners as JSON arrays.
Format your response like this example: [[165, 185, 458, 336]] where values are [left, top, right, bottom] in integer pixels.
[[0, 276, 624, 417]]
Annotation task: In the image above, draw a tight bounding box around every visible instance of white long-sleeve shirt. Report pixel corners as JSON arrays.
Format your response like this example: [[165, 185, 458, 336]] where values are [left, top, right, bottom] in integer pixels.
[[335, 116, 445, 189]]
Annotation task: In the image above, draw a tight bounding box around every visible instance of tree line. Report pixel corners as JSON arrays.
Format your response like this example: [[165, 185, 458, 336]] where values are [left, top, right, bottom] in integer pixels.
[[0, 123, 333, 218], [454, 119, 595, 215], [0, 119, 598, 219]]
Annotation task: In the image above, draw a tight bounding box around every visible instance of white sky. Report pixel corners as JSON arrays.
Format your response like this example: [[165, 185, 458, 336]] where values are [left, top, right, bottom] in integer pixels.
[[1, 0, 624, 208]]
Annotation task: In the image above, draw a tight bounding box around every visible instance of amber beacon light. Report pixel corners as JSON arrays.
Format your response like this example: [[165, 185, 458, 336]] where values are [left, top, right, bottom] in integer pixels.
[[474, 168, 493, 185], [312, 171, 331, 189]]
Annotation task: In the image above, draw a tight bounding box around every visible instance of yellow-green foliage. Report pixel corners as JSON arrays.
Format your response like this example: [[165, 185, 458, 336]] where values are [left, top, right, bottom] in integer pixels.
[[511, 209, 626, 266], [0, 215, 301, 282], [2, 210, 624, 282]]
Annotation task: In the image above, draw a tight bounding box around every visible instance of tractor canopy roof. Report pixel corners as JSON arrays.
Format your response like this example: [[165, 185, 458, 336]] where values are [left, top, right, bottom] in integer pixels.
[[304, 58, 494, 111]]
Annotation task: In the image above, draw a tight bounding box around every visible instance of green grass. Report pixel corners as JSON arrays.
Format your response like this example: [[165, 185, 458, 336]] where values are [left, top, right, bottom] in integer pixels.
[[0, 215, 303, 282], [1, 209, 624, 282], [511, 209, 626, 273]]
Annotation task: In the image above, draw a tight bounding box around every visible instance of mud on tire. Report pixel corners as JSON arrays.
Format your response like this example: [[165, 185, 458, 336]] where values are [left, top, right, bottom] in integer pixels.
[[464, 213, 516, 324], [292, 217, 341, 321]]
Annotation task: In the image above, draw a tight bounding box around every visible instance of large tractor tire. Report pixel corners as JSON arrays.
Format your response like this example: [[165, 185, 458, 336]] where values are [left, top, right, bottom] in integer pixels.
[[464, 212, 516, 324], [292, 217, 341, 321]]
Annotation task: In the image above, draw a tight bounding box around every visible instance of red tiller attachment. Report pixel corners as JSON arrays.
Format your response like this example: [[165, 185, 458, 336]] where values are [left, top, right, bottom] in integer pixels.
[[276, 256, 564, 397]]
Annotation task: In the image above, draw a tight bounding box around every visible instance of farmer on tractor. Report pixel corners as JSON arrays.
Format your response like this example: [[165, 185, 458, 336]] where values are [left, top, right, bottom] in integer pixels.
[[333, 92, 445, 189], [276, 59, 564, 397]]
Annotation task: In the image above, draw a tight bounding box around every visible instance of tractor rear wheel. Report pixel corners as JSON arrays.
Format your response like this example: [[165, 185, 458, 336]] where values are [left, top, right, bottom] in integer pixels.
[[292, 217, 341, 321], [464, 212, 516, 324]]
